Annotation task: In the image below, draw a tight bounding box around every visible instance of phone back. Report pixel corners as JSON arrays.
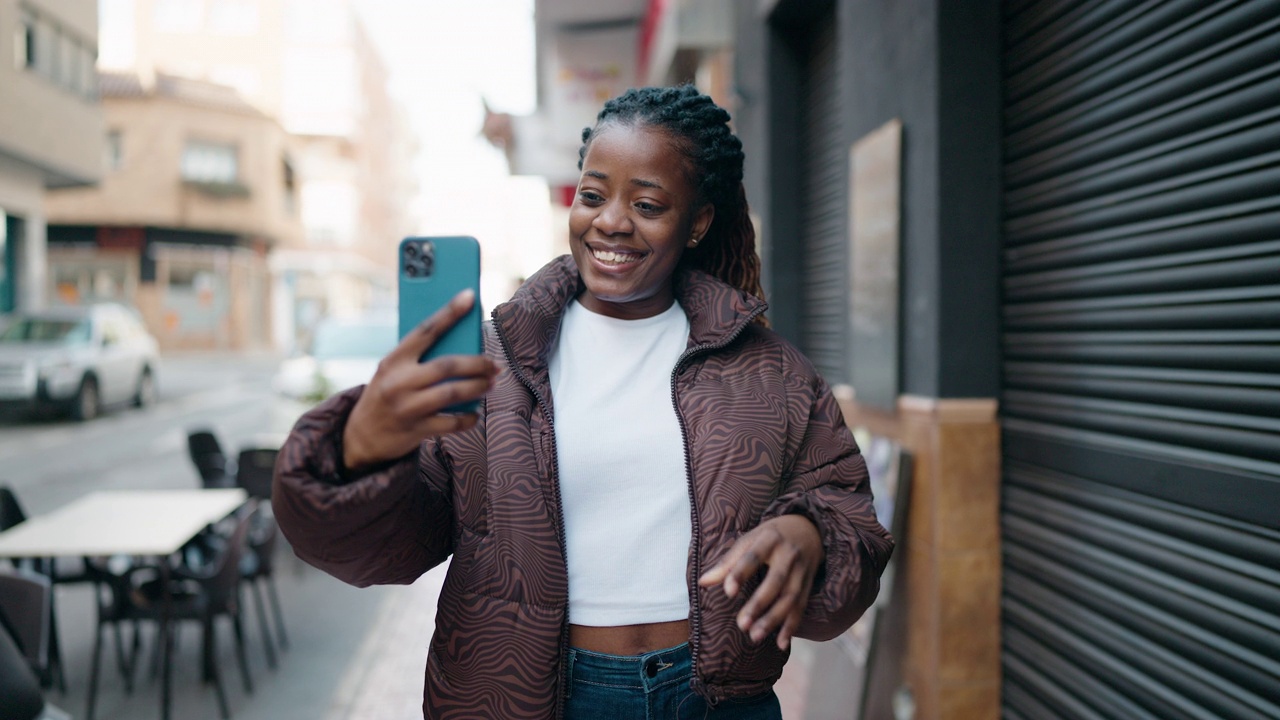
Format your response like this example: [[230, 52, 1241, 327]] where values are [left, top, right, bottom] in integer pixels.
[[397, 236, 482, 365]]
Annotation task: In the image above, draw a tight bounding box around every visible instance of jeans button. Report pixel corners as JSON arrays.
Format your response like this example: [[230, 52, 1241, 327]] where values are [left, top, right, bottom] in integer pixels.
[[644, 658, 658, 678]]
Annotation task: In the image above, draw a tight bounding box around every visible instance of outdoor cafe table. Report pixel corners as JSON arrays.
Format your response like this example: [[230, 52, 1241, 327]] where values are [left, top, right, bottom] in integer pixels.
[[0, 488, 249, 720]]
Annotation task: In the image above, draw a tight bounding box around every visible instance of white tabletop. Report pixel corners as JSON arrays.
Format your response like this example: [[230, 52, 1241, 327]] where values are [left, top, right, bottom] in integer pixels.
[[0, 489, 248, 558]]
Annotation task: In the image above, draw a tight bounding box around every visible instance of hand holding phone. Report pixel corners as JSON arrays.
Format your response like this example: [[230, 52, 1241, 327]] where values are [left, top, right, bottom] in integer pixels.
[[340, 237, 492, 471]]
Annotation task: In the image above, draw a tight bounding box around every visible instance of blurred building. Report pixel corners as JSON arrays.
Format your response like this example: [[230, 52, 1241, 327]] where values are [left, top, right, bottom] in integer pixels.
[[526, 1, 1280, 718], [487, 0, 735, 258], [43, 71, 300, 350], [94, 0, 418, 350], [0, 0, 104, 314]]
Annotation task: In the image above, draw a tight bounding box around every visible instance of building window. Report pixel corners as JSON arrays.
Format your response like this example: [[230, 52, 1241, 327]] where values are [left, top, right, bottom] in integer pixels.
[[14, 7, 97, 99], [181, 141, 238, 184], [15, 9, 35, 69], [58, 31, 76, 90], [105, 131, 124, 171], [79, 43, 97, 99], [46, 23, 61, 83]]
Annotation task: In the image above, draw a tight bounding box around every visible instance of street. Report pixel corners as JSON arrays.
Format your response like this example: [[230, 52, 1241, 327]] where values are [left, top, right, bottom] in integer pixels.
[[0, 353, 437, 720]]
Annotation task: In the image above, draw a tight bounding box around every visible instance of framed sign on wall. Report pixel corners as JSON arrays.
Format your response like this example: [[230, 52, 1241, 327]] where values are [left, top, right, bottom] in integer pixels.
[[848, 119, 902, 410]]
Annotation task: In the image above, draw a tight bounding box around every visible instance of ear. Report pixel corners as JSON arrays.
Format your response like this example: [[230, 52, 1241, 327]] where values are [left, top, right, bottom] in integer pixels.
[[688, 203, 716, 248]]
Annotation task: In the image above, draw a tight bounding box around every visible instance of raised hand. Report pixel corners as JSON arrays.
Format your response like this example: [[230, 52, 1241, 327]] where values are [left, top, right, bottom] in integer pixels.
[[697, 514, 824, 651], [342, 290, 498, 470]]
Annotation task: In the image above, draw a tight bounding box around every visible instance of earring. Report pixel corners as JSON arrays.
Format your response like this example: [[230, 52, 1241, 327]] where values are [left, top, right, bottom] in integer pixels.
[[690, 234, 700, 247]]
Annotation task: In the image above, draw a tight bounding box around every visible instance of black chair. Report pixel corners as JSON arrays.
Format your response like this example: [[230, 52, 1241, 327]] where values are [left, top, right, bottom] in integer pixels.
[[0, 616, 45, 720], [187, 430, 234, 489], [87, 501, 259, 720], [234, 448, 277, 502], [234, 448, 288, 666], [0, 487, 29, 537], [0, 488, 66, 692], [0, 569, 70, 720], [0, 568, 52, 685], [240, 510, 288, 669]]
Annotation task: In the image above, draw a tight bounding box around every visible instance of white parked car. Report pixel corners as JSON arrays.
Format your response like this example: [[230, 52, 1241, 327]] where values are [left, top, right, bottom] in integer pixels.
[[273, 314, 398, 401], [0, 303, 161, 420]]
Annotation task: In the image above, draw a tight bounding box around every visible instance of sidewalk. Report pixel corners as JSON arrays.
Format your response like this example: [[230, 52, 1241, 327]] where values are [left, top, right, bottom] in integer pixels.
[[323, 565, 447, 720]]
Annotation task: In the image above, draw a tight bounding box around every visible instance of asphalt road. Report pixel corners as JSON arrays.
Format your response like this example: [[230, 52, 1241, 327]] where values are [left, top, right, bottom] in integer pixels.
[[0, 353, 416, 720]]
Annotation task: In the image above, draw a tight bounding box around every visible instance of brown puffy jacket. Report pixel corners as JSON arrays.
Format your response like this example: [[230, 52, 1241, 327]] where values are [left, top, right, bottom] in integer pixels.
[[273, 256, 894, 718]]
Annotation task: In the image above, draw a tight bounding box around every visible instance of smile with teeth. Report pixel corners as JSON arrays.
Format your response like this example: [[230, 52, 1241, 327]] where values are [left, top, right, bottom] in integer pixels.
[[590, 247, 645, 266]]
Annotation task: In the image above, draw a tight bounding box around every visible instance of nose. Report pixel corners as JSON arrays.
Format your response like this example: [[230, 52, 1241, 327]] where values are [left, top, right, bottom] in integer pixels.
[[592, 199, 633, 235]]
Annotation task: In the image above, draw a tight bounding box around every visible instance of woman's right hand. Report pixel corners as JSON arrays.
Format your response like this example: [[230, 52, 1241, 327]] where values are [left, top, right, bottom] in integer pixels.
[[342, 289, 498, 470]]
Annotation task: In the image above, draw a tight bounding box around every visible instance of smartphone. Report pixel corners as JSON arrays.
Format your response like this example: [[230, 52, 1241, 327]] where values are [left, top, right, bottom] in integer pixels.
[[398, 236, 483, 413]]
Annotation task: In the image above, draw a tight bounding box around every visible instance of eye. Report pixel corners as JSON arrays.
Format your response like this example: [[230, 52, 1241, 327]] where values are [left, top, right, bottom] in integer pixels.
[[578, 190, 604, 205], [635, 201, 663, 215]]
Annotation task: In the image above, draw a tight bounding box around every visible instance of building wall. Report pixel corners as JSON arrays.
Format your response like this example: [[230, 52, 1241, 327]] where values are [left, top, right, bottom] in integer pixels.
[[0, 0, 104, 186], [41, 82, 299, 351], [44, 93, 302, 247], [98, 0, 417, 277], [0, 0, 103, 312], [0, 154, 48, 311], [734, 1, 1003, 718]]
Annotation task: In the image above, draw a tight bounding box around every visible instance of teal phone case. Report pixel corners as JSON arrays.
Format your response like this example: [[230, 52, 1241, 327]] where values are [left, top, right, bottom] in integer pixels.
[[398, 236, 482, 412]]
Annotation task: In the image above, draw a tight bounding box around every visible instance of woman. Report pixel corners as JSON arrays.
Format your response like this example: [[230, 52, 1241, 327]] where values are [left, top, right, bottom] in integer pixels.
[[274, 85, 893, 719]]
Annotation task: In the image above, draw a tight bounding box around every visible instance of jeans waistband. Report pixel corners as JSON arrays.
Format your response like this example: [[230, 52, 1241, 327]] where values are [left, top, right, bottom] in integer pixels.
[[567, 642, 692, 691]]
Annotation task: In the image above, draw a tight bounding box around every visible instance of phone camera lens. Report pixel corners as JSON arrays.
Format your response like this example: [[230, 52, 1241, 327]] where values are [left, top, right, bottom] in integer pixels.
[[404, 243, 419, 258], [405, 263, 419, 277]]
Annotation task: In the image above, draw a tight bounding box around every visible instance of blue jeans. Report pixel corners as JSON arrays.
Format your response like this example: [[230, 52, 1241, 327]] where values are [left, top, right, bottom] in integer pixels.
[[563, 643, 782, 720]]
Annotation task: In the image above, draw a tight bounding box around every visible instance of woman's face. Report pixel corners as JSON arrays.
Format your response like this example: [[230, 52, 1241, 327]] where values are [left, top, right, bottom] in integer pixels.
[[569, 123, 714, 320]]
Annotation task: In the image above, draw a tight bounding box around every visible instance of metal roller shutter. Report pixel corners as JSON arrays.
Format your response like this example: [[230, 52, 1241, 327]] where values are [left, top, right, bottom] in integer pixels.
[[798, 15, 847, 383], [1000, 1, 1280, 718]]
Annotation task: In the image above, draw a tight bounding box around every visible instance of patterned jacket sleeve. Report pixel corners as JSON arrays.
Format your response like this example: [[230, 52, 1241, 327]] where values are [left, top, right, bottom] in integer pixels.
[[760, 365, 895, 641], [272, 386, 455, 588]]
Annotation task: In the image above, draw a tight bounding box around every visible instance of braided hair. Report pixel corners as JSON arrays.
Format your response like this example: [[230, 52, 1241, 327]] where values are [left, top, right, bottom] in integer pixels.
[[579, 85, 768, 325]]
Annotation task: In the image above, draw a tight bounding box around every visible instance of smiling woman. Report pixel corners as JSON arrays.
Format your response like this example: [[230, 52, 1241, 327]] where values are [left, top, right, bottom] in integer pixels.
[[569, 124, 714, 319], [272, 84, 893, 720]]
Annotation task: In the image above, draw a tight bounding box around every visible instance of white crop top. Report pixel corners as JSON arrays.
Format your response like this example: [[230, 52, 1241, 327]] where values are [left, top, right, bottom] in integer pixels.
[[548, 298, 692, 626]]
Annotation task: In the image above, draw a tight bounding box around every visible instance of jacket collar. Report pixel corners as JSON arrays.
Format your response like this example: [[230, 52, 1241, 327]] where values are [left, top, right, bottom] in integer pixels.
[[491, 255, 767, 376]]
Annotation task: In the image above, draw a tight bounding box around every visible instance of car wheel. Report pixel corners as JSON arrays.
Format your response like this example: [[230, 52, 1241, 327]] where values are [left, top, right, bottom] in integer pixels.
[[133, 368, 156, 408], [72, 376, 100, 421]]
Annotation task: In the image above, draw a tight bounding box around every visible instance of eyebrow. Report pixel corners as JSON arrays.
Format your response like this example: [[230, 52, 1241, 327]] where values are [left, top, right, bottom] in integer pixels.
[[584, 170, 665, 190]]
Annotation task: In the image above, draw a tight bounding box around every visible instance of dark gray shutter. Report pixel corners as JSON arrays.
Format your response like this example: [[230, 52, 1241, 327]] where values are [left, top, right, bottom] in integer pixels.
[[1000, 1, 1280, 718], [798, 15, 847, 383]]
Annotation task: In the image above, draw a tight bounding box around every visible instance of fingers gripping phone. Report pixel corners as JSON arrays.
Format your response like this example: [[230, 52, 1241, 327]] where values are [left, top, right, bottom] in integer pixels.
[[398, 236, 483, 413]]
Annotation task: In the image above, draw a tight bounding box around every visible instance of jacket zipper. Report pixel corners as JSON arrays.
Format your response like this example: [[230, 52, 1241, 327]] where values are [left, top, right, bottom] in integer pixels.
[[670, 304, 766, 708], [492, 319, 574, 719]]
